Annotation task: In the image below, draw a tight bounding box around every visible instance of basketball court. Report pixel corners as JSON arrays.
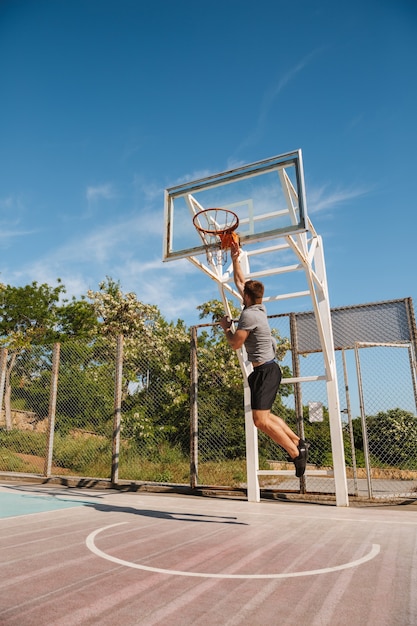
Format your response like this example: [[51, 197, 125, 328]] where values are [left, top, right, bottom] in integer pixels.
[[1, 480, 416, 625]]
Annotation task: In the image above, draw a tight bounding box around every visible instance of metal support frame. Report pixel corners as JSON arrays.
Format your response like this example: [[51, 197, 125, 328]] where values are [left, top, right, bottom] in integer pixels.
[[286, 229, 348, 506], [184, 161, 349, 506]]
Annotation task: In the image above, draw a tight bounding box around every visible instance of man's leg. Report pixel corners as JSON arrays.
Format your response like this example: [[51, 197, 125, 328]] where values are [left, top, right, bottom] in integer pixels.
[[252, 409, 299, 458], [270, 413, 300, 446], [252, 409, 308, 477]]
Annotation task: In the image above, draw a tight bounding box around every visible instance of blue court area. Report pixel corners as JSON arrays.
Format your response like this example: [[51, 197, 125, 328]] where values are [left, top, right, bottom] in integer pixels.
[[0, 490, 91, 518], [1, 480, 416, 625]]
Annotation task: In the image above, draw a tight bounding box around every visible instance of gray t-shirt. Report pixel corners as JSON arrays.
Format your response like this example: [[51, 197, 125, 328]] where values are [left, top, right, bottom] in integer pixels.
[[237, 304, 276, 363]]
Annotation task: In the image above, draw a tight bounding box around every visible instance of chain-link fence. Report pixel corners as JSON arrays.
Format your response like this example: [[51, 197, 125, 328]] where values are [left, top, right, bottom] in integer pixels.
[[352, 342, 417, 498], [0, 336, 191, 484], [1, 298, 416, 502]]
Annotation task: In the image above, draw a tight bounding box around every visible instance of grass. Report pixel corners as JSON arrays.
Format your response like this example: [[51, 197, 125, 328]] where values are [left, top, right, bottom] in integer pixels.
[[118, 442, 190, 483], [0, 449, 40, 473], [53, 432, 111, 476], [1, 428, 417, 487], [196, 459, 247, 487]]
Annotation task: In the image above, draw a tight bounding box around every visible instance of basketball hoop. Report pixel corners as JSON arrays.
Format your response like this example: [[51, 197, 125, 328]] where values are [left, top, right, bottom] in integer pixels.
[[193, 208, 239, 266]]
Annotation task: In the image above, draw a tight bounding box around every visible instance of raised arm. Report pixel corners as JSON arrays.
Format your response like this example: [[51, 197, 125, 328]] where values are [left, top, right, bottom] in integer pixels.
[[231, 241, 245, 298], [217, 241, 249, 349]]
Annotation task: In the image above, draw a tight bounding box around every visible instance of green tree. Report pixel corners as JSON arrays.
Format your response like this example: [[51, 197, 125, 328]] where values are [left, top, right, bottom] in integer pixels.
[[0, 280, 63, 429], [0, 280, 98, 430], [57, 296, 98, 339], [0, 280, 65, 347], [367, 408, 417, 469], [87, 278, 191, 454]]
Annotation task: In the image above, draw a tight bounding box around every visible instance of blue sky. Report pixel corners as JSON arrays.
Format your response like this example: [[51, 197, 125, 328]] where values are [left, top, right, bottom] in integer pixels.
[[1, 0, 416, 327]]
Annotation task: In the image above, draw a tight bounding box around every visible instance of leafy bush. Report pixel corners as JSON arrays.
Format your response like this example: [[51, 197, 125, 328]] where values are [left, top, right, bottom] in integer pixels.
[[53, 432, 111, 475], [0, 429, 47, 455], [367, 408, 417, 469]]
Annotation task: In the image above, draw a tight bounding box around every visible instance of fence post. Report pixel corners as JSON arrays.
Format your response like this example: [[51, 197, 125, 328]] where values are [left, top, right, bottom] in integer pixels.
[[290, 313, 307, 493], [342, 348, 358, 496], [111, 335, 123, 484], [190, 326, 198, 488], [354, 343, 372, 498], [290, 313, 304, 438], [44, 343, 60, 477], [0, 348, 8, 418]]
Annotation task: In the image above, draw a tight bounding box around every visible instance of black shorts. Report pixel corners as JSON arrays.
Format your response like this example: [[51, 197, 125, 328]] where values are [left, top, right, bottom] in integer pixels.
[[248, 361, 282, 410]]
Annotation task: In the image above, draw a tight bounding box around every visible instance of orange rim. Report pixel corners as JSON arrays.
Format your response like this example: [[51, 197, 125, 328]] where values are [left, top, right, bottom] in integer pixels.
[[193, 208, 239, 236]]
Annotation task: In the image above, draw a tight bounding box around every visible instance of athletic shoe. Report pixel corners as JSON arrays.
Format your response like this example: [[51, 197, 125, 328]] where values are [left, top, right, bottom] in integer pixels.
[[293, 439, 309, 478], [298, 439, 309, 457]]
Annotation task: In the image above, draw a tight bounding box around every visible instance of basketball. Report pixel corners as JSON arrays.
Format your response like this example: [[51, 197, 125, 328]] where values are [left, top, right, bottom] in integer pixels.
[[220, 230, 240, 250]]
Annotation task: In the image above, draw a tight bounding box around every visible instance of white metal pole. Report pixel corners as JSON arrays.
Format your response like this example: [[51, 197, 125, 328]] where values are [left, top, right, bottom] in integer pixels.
[[313, 238, 349, 506]]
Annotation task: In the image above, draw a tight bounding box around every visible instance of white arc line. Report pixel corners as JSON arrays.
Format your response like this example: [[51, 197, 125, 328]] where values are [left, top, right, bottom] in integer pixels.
[[86, 523, 381, 580]]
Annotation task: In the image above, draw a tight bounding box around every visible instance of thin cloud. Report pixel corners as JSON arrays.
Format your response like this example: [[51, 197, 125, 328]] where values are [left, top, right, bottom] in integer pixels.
[[0, 195, 37, 243], [53, 215, 146, 265], [235, 48, 325, 154], [0, 193, 26, 218], [171, 169, 215, 187], [0, 196, 14, 211], [83, 183, 118, 219], [120, 264, 196, 313], [258, 58, 310, 124], [225, 158, 247, 171], [0, 228, 37, 240], [133, 174, 165, 203], [86, 183, 115, 202], [6, 211, 163, 283], [308, 183, 372, 214]]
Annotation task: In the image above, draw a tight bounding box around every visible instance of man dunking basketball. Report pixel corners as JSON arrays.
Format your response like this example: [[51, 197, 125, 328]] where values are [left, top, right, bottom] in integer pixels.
[[219, 242, 308, 477]]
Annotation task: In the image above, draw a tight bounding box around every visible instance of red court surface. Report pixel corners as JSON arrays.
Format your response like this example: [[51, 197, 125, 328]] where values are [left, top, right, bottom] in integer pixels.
[[1, 481, 416, 626]]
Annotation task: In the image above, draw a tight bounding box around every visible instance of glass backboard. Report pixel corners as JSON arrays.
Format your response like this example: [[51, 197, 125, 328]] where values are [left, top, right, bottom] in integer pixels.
[[163, 150, 308, 262]]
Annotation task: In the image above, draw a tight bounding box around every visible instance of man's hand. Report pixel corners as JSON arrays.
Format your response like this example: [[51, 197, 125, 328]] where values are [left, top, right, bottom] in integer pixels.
[[220, 315, 249, 350], [218, 315, 232, 331], [230, 240, 240, 260]]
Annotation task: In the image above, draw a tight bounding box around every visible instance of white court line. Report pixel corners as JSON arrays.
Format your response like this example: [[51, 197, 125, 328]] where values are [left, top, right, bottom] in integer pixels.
[[86, 522, 381, 580]]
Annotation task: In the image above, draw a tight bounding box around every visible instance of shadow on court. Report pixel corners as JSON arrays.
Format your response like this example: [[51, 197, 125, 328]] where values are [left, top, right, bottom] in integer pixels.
[[0, 483, 248, 525], [86, 502, 248, 525]]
